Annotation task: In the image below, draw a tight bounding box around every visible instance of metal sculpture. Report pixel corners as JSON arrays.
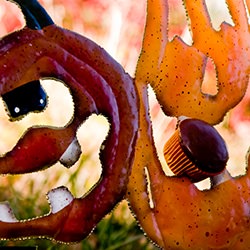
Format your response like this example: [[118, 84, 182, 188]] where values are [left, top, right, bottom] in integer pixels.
[[0, 0, 249, 249]]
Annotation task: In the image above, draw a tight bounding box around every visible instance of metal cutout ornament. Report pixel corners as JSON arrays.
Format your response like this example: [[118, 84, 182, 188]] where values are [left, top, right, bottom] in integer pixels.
[[127, 0, 250, 249], [0, 0, 138, 242]]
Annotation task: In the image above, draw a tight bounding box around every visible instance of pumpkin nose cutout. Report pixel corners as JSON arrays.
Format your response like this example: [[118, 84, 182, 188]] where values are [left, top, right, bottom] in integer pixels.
[[2, 80, 47, 119]]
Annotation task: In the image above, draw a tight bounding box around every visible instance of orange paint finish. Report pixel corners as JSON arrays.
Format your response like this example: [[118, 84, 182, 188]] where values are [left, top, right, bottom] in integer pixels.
[[152, 172, 250, 249], [128, 0, 250, 248], [128, 80, 250, 249], [136, 0, 250, 125]]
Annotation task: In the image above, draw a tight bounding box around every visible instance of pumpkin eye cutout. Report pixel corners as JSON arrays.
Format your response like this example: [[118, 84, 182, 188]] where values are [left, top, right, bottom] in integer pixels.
[[2, 80, 47, 119], [163, 117, 229, 182]]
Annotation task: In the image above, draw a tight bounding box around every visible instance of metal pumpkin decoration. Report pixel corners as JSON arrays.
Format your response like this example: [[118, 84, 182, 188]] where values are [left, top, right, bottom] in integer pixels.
[[0, 0, 138, 242]]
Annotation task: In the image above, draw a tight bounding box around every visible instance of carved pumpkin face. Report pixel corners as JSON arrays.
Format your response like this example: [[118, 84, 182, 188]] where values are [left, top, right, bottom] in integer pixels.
[[0, 0, 139, 242]]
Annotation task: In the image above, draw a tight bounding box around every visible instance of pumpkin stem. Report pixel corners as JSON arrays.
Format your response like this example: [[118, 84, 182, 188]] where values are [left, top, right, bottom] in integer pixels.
[[8, 0, 54, 29]]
